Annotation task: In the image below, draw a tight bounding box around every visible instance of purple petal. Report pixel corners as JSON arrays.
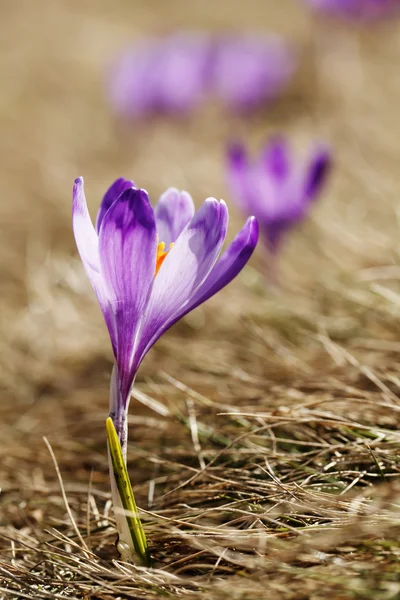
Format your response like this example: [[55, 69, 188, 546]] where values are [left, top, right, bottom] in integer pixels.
[[261, 136, 290, 181], [227, 142, 248, 171], [304, 146, 331, 203], [96, 178, 135, 234], [212, 35, 297, 111], [228, 141, 282, 219], [108, 33, 212, 118], [151, 33, 212, 113], [135, 216, 258, 365], [226, 143, 251, 212], [185, 216, 259, 310], [136, 198, 228, 363], [154, 187, 195, 246], [98, 187, 157, 404], [72, 178, 99, 275], [302, 0, 399, 21], [107, 41, 160, 117], [72, 177, 117, 351]]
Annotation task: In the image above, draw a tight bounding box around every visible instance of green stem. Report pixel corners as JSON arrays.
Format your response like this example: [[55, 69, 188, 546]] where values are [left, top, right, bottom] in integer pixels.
[[106, 417, 150, 566]]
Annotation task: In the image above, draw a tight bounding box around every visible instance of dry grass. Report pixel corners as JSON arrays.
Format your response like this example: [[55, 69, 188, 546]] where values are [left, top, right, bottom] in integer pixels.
[[1, 1, 400, 598]]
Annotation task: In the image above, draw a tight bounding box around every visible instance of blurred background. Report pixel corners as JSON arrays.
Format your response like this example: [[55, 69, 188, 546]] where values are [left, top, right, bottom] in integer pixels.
[[2, 0, 400, 369], [2, 0, 400, 451], [1, 0, 400, 592]]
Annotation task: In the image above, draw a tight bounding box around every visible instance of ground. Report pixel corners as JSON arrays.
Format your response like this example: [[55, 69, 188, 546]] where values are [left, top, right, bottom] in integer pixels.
[[1, 1, 400, 598]]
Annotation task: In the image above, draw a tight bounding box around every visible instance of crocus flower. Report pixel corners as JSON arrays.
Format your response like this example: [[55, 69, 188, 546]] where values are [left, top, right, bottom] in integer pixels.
[[226, 137, 331, 256], [301, 0, 400, 21], [108, 33, 212, 118], [108, 33, 297, 118], [73, 177, 258, 440], [73, 177, 258, 556], [211, 35, 297, 112], [72, 177, 258, 553]]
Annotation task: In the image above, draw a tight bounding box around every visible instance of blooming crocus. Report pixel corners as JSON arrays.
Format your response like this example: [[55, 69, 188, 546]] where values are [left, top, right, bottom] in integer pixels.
[[211, 35, 297, 112], [72, 177, 258, 556], [108, 33, 297, 118], [301, 0, 400, 21], [226, 137, 331, 258], [108, 33, 212, 118]]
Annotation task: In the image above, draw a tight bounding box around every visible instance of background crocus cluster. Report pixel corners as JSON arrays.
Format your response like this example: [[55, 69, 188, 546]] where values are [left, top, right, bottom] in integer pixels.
[[302, 0, 400, 21], [108, 33, 297, 117], [226, 137, 331, 257]]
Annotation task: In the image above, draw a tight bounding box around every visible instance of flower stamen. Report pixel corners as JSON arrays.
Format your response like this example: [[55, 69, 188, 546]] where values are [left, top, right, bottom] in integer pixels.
[[155, 241, 173, 276]]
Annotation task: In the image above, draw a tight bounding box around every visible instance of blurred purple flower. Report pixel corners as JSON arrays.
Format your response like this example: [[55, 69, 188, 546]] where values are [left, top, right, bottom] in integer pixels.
[[211, 35, 297, 112], [108, 33, 297, 118], [226, 137, 331, 255], [108, 33, 212, 117], [107, 41, 159, 118], [302, 0, 400, 21], [72, 177, 258, 448]]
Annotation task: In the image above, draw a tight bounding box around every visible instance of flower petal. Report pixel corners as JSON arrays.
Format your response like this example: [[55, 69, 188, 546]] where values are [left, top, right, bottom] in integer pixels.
[[261, 136, 290, 181], [72, 178, 99, 274], [213, 35, 297, 111], [72, 177, 117, 351], [152, 32, 212, 113], [136, 198, 228, 362], [227, 142, 248, 172], [96, 178, 135, 233], [98, 187, 157, 404], [226, 142, 251, 212], [303, 0, 399, 21], [304, 146, 331, 203], [154, 187, 195, 246], [182, 215, 259, 312], [228, 142, 282, 220], [135, 215, 257, 365], [107, 41, 161, 117]]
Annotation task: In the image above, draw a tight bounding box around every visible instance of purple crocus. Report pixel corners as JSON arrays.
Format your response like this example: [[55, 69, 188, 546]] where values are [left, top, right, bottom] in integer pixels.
[[211, 35, 297, 112], [73, 178, 258, 449], [108, 33, 212, 118], [301, 0, 400, 21], [226, 137, 331, 257], [108, 33, 297, 118]]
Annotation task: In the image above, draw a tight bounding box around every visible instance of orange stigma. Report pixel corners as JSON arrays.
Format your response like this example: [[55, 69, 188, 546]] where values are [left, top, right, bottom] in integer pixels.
[[155, 241, 173, 276]]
